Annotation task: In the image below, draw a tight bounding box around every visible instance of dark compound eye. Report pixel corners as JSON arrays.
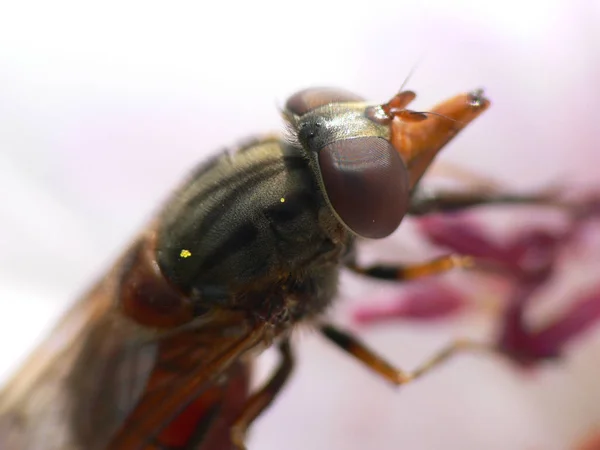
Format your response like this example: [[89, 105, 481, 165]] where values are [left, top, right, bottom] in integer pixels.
[[285, 87, 364, 116], [318, 137, 410, 239]]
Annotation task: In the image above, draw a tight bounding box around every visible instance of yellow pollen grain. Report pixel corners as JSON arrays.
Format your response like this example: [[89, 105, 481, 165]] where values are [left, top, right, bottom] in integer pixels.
[[180, 249, 192, 258], [280, 197, 286, 203]]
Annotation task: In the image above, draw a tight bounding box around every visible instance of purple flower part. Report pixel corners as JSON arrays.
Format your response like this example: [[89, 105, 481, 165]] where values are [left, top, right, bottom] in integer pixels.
[[496, 283, 558, 366], [504, 229, 563, 282], [418, 215, 565, 282], [573, 194, 600, 222], [530, 286, 600, 352], [497, 284, 600, 366], [367, 205, 600, 368], [417, 215, 509, 260], [353, 283, 466, 325]]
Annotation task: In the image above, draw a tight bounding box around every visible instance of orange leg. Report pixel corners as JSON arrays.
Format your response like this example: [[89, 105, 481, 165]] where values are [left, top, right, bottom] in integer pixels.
[[346, 254, 474, 281]]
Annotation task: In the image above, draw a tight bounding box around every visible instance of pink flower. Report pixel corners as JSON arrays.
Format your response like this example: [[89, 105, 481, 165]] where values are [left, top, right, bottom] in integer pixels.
[[353, 281, 467, 324], [353, 195, 600, 368]]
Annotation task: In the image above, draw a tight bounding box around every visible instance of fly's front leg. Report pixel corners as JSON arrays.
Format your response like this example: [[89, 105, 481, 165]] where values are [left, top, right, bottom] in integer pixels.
[[347, 188, 561, 282], [408, 187, 560, 216], [230, 340, 294, 450], [346, 254, 474, 281], [321, 324, 487, 385]]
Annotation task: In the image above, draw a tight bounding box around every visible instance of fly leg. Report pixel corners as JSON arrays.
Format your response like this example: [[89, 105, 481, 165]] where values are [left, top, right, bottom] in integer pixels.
[[230, 340, 294, 450], [346, 254, 474, 281], [321, 324, 487, 385], [408, 188, 561, 216], [347, 188, 563, 281]]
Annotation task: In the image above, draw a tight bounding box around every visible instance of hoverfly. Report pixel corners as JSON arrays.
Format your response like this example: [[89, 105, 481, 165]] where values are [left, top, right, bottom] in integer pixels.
[[0, 85, 549, 450]]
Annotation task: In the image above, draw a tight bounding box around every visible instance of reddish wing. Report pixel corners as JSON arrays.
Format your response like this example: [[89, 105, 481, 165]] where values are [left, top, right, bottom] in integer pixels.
[[108, 312, 265, 449], [145, 361, 251, 450]]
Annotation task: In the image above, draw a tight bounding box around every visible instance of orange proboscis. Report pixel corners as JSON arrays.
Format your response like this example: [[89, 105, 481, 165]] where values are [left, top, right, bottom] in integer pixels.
[[389, 91, 491, 189]]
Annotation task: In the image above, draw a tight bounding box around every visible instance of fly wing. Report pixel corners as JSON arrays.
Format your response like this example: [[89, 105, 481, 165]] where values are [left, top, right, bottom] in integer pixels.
[[0, 276, 156, 450], [143, 360, 251, 450], [107, 312, 264, 450]]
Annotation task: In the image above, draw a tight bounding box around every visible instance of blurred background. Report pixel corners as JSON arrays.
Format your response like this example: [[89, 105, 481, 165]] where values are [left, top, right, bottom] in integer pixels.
[[1, 1, 600, 449]]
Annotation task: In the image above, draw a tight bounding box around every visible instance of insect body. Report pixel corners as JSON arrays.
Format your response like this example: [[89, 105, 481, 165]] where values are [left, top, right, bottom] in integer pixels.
[[0, 86, 497, 449]]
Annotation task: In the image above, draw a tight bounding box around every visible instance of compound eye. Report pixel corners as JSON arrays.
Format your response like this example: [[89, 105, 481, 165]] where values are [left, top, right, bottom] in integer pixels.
[[318, 137, 410, 239], [285, 87, 364, 116]]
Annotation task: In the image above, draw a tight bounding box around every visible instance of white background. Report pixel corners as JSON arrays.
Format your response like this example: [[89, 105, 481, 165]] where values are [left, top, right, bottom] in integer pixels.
[[1, 1, 600, 449]]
